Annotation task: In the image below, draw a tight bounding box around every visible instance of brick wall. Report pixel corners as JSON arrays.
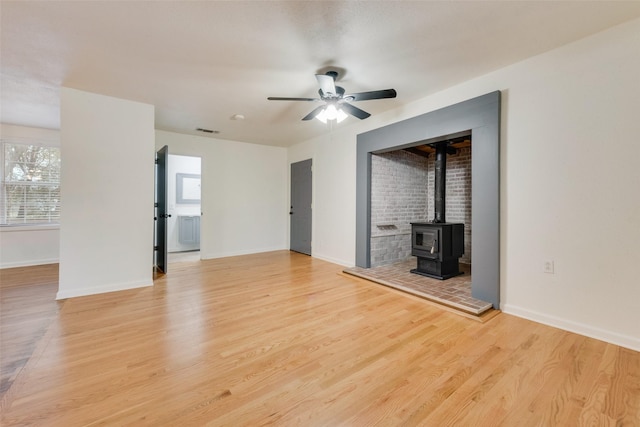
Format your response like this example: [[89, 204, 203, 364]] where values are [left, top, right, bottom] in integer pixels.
[[370, 147, 472, 267], [370, 150, 428, 266]]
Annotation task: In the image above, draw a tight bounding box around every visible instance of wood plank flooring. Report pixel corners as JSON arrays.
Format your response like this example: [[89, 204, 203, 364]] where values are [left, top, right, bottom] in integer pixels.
[[1, 251, 639, 426], [0, 264, 62, 396]]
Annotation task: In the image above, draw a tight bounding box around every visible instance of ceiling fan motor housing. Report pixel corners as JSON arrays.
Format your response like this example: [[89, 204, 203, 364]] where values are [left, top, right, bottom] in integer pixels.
[[325, 70, 339, 80], [319, 86, 345, 100]]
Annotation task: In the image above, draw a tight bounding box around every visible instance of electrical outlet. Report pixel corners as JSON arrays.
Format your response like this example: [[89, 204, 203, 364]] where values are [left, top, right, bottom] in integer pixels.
[[544, 260, 555, 274]]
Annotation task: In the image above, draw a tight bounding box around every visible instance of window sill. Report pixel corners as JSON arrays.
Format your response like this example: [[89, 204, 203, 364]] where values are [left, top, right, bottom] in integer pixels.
[[0, 224, 60, 232]]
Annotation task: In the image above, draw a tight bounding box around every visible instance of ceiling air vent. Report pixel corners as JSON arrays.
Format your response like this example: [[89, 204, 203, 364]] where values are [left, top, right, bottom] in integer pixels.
[[196, 128, 219, 134]]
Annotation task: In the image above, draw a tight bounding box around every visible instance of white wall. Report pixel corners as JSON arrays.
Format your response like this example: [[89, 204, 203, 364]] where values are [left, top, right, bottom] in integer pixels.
[[288, 130, 357, 266], [58, 88, 155, 299], [156, 130, 287, 259], [0, 225, 60, 268], [0, 124, 61, 268], [288, 18, 640, 351], [167, 154, 201, 252]]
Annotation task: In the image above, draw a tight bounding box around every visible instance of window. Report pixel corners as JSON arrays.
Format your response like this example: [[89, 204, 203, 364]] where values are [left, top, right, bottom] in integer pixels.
[[1, 142, 61, 225]]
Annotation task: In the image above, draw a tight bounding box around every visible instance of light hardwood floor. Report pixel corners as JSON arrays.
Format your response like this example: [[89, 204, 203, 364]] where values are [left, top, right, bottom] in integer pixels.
[[0, 264, 61, 396], [1, 251, 639, 426]]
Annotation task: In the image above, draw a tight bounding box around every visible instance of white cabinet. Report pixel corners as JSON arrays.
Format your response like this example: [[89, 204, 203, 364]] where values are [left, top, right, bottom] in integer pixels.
[[178, 215, 200, 249]]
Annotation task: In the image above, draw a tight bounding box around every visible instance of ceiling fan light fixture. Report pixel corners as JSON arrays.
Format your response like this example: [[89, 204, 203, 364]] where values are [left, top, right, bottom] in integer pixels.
[[315, 107, 328, 124], [315, 104, 347, 124], [325, 104, 338, 120], [336, 108, 348, 123]]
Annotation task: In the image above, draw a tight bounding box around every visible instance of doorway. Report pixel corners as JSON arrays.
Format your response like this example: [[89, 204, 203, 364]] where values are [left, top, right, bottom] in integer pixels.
[[290, 159, 312, 255], [167, 154, 202, 260]]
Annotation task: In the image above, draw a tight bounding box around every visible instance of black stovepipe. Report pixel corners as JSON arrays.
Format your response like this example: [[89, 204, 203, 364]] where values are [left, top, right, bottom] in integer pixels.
[[433, 142, 447, 223]]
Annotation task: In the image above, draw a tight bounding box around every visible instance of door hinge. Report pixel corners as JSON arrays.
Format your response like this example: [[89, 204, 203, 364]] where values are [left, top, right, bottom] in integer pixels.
[[154, 202, 158, 208], [154, 246, 159, 251], [155, 159, 159, 164]]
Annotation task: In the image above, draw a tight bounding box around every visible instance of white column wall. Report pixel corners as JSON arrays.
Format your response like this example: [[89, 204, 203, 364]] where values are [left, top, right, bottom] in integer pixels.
[[288, 18, 640, 350], [57, 88, 155, 299]]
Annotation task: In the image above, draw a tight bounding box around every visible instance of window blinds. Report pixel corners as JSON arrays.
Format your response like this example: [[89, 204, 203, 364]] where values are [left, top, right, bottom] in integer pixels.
[[1, 143, 61, 225]]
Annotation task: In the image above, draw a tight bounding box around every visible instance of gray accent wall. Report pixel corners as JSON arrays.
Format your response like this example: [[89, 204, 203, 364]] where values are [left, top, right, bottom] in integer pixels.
[[356, 91, 501, 308]]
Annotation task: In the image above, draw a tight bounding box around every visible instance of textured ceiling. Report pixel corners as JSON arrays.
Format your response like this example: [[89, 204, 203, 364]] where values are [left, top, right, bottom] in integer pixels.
[[2, 1, 640, 147]]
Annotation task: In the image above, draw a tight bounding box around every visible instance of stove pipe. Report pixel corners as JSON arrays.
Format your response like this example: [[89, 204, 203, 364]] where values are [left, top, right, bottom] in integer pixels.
[[433, 142, 447, 223]]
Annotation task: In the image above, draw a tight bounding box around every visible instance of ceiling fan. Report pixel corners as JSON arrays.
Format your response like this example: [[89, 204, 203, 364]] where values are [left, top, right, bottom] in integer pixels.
[[267, 71, 397, 123]]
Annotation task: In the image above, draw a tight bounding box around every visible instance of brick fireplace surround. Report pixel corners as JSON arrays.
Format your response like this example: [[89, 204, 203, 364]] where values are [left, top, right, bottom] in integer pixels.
[[370, 147, 471, 268]]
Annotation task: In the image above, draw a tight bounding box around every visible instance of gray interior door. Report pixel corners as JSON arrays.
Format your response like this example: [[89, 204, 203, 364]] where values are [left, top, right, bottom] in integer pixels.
[[155, 145, 169, 273], [290, 159, 312, 255]]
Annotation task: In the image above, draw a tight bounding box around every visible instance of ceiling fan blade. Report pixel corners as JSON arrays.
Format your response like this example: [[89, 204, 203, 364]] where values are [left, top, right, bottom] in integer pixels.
[[346, 89, 397, 102], [302, 105, 326, 121], [267, 97, 320, 101], [341, 102, 371, 120], [315, 74, 336, 97]]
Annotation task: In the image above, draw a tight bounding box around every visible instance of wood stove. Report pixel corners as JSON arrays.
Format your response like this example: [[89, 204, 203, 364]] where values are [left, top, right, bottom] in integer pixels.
[[411, 222, 464, 279], [411, 141, 465, 280]]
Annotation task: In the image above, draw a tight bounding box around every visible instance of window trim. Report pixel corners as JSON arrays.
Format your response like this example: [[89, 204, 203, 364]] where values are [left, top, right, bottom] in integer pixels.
[[0, 223, 60, 232]]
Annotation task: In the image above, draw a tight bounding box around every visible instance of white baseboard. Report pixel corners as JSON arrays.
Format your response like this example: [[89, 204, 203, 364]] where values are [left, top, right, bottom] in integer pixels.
[[0, 258, 59, 269], [201, 246, 287, 260], [311, 252, 353, 267], [56, 279, 152, 300], [200, 247, 353, 268], [502, 303, 640, 352]]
